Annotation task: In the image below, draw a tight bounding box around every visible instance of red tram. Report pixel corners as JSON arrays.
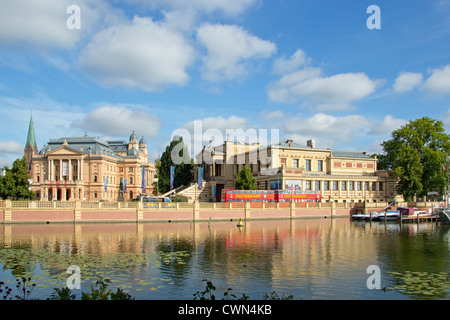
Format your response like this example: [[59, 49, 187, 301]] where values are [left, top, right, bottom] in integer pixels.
[[221, 189, 321, 203]]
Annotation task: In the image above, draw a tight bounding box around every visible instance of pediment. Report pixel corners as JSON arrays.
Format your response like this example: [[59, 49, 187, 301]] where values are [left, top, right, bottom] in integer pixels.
[[47, 146, 84, 157]]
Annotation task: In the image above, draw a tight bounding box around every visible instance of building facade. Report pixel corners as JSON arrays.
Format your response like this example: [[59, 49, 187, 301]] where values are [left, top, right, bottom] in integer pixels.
[[26, 117, 156, 201], [196, 138, 402, 204]]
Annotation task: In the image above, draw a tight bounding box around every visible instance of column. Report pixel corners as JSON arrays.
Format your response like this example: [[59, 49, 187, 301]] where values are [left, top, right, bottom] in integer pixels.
[[69, 159, 72, 181], [80, 158, 84, 181], [59, 159, 63, 181]]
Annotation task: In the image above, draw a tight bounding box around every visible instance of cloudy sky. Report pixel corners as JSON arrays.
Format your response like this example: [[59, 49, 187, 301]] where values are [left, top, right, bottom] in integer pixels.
[[1, 0, 450, 167]]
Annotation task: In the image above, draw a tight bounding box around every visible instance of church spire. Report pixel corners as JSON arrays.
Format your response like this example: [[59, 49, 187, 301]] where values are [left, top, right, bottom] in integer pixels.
[[26, 112, 37, 152], [24, 112, 38, 170]]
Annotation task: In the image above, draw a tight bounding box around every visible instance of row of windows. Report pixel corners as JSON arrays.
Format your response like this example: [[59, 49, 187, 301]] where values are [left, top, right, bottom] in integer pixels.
[[304, 181, 384, 191], [281, 159, 323, 171]]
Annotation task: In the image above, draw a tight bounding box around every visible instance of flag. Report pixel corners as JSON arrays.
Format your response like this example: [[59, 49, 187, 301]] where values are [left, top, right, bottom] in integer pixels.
[[198, 167, 203, 190], [141, 165, 146, 194], [104, 177, 108, 192], [170, 166, 175, 190], [123, 178, 127, 192]]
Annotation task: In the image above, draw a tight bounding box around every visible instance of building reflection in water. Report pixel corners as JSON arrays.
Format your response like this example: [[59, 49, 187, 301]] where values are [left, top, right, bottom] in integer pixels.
[[0, 219, 448, 299]]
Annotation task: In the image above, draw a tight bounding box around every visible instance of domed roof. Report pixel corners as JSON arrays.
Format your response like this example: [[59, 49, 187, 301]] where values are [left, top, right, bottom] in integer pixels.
[[130, 131, 137, 141], [139, 136, 146, 146]]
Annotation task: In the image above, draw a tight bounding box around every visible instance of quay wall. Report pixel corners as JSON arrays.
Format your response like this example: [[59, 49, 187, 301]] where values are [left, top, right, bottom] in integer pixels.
[[0, 200, 350, 224]]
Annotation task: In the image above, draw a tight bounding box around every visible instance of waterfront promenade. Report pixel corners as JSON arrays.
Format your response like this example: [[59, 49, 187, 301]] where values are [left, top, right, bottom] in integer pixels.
[[0, 200, 352, 224], [0, 200, 443, 224]]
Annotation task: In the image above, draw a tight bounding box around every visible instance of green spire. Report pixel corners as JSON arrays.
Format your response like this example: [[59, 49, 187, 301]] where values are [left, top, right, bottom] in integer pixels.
[[26, 112, 37, 151]]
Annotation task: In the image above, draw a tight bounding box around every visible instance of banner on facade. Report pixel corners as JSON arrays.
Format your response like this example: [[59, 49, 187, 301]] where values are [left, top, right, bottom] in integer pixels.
[[62, 162, 69, 176], [170, 166, 175, 190], [198, 167, 203, 190], [123, 178, 127, 192], [142, 165, 146, 194], [104, 177, 108, 192]]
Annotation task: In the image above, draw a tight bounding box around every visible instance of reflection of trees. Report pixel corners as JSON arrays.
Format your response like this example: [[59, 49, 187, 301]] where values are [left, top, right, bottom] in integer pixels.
[[378, 225, 450, 299], [156, 237, 195, 284]]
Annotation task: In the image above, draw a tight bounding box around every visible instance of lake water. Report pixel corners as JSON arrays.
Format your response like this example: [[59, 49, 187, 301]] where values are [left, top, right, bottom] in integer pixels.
[[0, 218, 448, 300]]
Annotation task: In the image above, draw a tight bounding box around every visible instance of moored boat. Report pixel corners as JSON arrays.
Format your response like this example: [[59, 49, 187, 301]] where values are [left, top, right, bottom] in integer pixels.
[[378, 210, 400, 221]]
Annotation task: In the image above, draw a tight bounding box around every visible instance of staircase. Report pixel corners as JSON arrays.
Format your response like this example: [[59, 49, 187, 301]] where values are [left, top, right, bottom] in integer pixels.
[[167, 181, 212, 203]]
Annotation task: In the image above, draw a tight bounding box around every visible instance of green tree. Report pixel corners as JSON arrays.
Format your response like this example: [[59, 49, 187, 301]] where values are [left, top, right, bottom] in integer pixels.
[[155, 136, 193, 194], [378, 117, 450, 201], [0, 157, 34, 200], [235, 165, 257, 190]]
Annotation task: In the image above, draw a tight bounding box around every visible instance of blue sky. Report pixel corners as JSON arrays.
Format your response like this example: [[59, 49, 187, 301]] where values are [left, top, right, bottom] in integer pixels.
[[1, 0, 450, 167]]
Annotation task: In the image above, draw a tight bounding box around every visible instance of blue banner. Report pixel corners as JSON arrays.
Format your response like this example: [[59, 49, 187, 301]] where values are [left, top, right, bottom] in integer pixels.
[[170, 166, 175, 190], [104, 177, 108, 192], [142, 165, 146, 194], [198, 167, 203, 190], [123, 178, 127, 193]]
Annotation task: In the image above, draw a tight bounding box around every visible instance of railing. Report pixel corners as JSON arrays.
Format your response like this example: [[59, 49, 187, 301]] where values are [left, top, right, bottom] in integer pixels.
[[1, 200, 352, 211]]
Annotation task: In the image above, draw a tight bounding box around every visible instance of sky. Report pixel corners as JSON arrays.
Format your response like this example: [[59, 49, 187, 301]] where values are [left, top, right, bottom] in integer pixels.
[[1, 0, 450, 168]]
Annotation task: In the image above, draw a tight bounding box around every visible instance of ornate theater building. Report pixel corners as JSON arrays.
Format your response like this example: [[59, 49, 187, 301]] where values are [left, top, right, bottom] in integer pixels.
[[24, 115, 156, 201]]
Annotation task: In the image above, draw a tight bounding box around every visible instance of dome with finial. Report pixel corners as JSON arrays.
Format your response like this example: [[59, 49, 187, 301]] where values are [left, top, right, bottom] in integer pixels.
[[139, 136, 146, 146], [130, 131, 137, 141]]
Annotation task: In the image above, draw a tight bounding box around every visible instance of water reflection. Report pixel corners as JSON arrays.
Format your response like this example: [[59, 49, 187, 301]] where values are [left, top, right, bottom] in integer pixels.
[[0, 219, 448, 300]]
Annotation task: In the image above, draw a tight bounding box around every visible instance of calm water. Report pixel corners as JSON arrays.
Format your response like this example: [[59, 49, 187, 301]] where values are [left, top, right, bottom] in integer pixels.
[[0, 218, 448, 300]]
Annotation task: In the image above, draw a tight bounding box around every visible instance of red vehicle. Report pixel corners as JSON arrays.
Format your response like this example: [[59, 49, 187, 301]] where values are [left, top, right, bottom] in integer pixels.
[[275, 190, 322, 203], [221, 189, 275, 202], [221, 189, 321, 203]]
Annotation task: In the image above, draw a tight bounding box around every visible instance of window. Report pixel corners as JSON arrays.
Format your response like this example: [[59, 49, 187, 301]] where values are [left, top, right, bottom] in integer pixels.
[[315, 181, 321, 191], [324, 181, 330, 190], [365, 182, 370, 191], [357, 181, 362, 191], [94, 176, 97, 183], [372, 182, 377, 191], [341, 181, 347, 191], [281, 158, 286, 167], [317, 160, 323, 172], [349, 181, 354, 191], [292, 159, 299, 168], [129, 167, 134, 172], [333, 181, 338, 191], [306, 159, 311, 171], [379, 182, 384, 191], [305, 181, 311, 190]]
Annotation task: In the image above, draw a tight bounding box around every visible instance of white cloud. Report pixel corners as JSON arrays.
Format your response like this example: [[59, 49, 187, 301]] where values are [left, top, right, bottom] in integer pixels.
[[273, 49, 310, 75], [197, 23, 277, 82], [368, 115, 408, 135], [135, 0, 258, 16], [422, 64, 450, 95], [0, 0, 119, 50], [71, 105, 161, 138], [268, 49, 379, 111], [0, 141, 23, 156], [77, 16, 195, 91], [284, 113, 372, 145], [393, 72, 423, 93]]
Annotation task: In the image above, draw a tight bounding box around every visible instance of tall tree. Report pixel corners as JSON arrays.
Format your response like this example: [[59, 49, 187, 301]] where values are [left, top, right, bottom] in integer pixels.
[[235, 166, 257, 190], [0, 157, 34, 200], [379, 117, 450, 201], [155, 136, 193, 194]]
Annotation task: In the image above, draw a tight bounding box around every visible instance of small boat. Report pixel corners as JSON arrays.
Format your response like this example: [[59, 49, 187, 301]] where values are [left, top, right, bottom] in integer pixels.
[[351, 211, 380, 221], [378, 210, 400, 221]]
